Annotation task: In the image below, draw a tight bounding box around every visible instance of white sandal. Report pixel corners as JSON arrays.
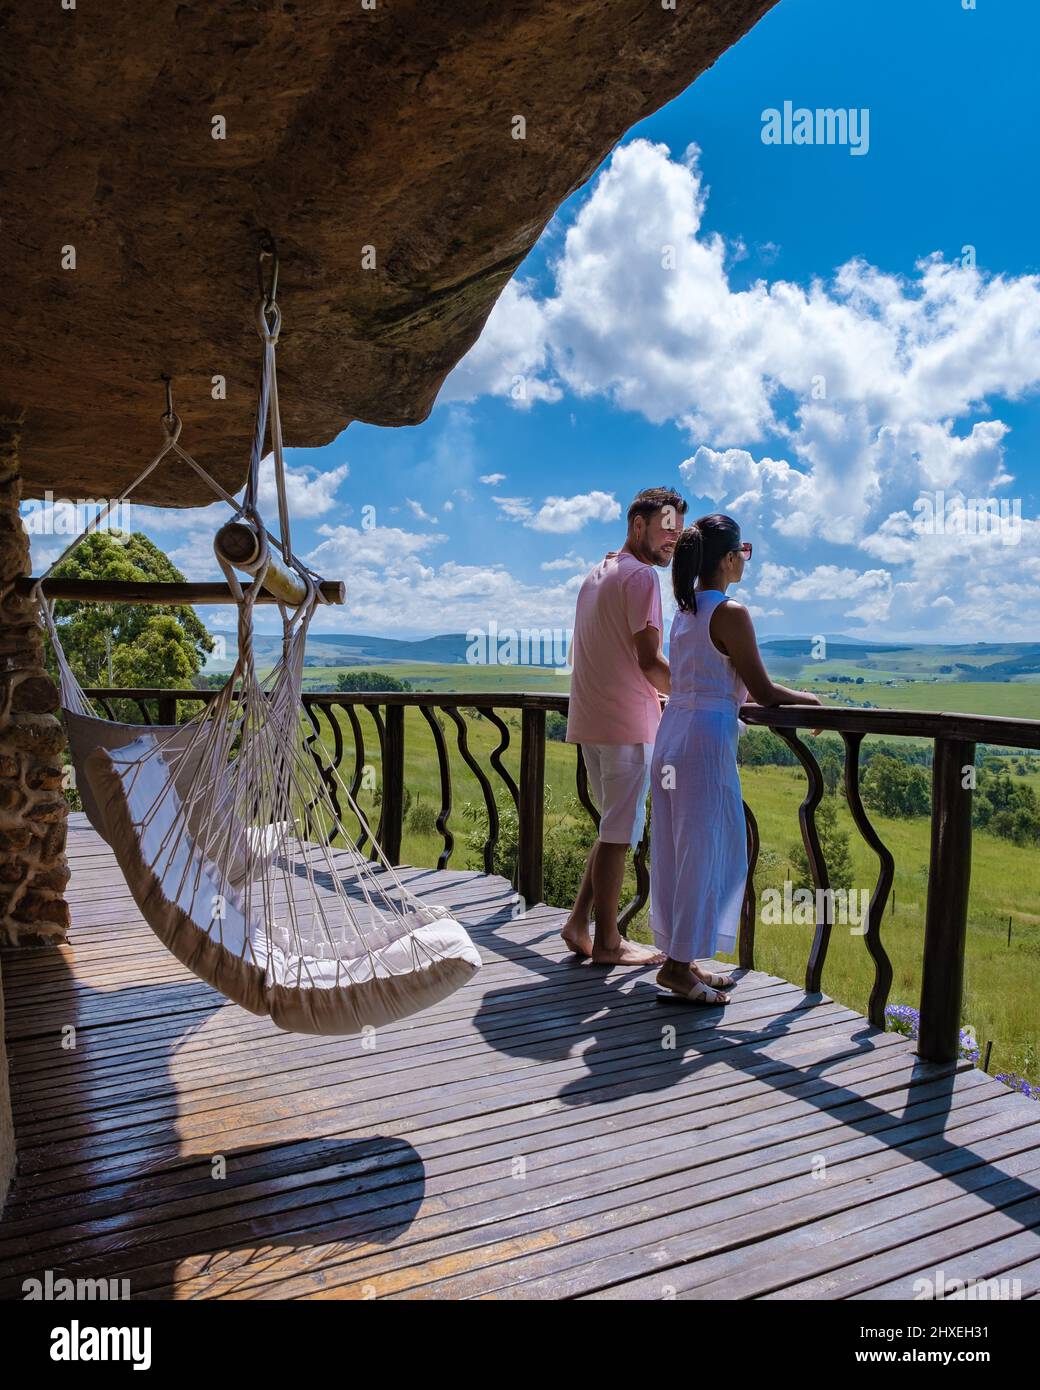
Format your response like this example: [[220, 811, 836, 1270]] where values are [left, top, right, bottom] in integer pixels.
[[661, 976, 730, 1006], [695, 968, 736, 989]]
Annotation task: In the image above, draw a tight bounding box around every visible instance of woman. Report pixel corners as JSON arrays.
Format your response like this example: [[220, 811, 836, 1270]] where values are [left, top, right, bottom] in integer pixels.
[[650, 514, 821, 1005]]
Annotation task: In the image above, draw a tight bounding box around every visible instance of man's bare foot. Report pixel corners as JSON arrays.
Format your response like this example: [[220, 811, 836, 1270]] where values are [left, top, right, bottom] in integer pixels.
[[590, 938, 665, 966], [560, 920, 593, 958]]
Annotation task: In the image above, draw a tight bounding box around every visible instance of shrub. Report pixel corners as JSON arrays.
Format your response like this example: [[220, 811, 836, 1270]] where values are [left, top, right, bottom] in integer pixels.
[[461, 790, 599, 908], [788, 798, 854, 892], [546, 711, 568, 742], [407, 799, 438, 836], [862, 755, 930, 818]]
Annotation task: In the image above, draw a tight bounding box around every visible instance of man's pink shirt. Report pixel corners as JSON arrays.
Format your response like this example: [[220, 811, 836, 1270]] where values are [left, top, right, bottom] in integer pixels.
[[566, 550, 664, 745]]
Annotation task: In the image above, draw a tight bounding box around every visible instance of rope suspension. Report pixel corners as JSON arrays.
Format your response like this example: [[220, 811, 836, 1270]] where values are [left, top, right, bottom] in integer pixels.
[[34, 243, 482, 1035]]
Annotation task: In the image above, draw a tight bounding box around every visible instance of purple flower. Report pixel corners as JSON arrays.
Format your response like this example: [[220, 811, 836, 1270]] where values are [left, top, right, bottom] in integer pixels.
[[885, 1003, 920, 1039], [885, 1005, 979, 1063], [995, 1072, 1040, 1101]]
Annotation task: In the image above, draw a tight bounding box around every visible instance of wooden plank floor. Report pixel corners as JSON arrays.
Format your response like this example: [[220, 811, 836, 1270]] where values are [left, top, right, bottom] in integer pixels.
[[2, 812, 1040, 1300]]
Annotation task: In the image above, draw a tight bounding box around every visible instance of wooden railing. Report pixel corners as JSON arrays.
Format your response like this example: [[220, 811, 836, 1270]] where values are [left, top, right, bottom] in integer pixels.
[[83, 687, 1040, 1066]]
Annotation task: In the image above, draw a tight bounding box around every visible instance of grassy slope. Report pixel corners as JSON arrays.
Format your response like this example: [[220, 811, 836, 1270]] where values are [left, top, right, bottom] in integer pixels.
[[809, 679, 1040, 720]]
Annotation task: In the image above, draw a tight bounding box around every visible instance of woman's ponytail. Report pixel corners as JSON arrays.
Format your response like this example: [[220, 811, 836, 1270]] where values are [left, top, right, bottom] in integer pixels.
[[672, 523, 703, 613], [671, 514, 741, 613]]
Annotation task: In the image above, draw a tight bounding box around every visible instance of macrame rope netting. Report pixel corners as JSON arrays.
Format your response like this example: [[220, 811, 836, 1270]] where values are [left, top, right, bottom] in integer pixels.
[[31, 276, 481, 1024]]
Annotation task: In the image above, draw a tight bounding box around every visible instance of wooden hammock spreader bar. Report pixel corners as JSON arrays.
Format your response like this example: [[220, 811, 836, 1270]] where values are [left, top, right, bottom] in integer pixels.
[[17, 577, 346, 605]]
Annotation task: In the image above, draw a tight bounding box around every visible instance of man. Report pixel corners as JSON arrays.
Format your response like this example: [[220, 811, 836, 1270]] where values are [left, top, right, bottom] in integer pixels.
[[563, 486, 685, 964]]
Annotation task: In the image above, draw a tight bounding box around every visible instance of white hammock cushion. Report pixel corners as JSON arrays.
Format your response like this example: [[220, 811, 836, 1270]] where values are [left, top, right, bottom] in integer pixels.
[[82, 733, 483, 1035], [66, 708, 283, 892]]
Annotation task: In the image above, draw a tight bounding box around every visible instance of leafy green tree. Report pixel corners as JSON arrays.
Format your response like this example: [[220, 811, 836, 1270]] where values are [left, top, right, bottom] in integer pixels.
[[817, 743, 844, 797], [737, 727, 797, 767], [862, 754, 930, 818], [546, 711, 568, 742], [45, 532, 214, 727], [335, 670, 414, 692], [975, 767, 1040, 845]]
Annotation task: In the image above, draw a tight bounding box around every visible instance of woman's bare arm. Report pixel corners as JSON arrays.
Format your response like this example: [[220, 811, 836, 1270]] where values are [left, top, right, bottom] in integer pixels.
[[710, 602, 820, 708]]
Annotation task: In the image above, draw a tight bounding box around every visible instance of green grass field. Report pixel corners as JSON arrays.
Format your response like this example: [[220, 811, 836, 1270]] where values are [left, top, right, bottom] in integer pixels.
[[810, 678, 1040, 720], [299, 662, 572, 695]]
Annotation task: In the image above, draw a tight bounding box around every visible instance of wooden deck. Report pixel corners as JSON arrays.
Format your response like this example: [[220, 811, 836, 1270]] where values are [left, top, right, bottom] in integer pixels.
[[2, 812, 1040, 1300]]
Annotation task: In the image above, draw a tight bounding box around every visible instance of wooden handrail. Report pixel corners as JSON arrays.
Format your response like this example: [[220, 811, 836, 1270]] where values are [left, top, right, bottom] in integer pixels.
[[78, 686, 1040, 748], [18, 578, 346, 605]]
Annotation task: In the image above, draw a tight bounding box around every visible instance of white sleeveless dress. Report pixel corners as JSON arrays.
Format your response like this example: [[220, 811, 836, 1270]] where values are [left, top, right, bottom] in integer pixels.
[[649, 590, 748, 962]]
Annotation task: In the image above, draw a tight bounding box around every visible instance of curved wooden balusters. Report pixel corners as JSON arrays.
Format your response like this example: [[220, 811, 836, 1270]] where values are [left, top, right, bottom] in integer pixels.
[[841, 731, 895, 1027], [364, 703, 387, 860], [444, 707, 498, 874], [300, 701, 343, 835], [483, 708, 520, 812], [618, 822, 650, 938], [738, 798, 760, 970], [574, 745, 599, 830], [419, 704, 454, 870], [308, 701, 368, 852], [776, 728, 831, 995]]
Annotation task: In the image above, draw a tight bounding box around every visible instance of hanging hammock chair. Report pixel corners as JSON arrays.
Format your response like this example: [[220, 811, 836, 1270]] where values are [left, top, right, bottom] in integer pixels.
[[32, 252, 482, 1035]]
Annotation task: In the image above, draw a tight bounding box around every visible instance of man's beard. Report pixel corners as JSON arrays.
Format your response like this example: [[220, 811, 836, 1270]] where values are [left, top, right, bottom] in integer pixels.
[[633, 539, 671, 566]]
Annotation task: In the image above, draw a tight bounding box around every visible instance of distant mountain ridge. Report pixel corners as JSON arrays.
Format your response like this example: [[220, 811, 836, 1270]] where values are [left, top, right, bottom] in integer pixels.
[[208, 630, 510, 669], [205, 628, 1040, 679]]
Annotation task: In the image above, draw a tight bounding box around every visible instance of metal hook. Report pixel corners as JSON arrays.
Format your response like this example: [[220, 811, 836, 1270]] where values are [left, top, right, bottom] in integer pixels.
[[159, 373, 176, 423], [257, 233, 279, 309]]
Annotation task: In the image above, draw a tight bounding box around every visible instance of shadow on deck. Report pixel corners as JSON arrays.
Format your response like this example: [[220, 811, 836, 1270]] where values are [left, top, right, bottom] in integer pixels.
[[1, 814, 1039, 1301]]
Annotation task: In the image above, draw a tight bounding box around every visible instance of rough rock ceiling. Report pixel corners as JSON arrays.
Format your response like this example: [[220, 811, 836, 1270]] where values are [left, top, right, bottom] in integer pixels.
[[2, 0, 777, 505]]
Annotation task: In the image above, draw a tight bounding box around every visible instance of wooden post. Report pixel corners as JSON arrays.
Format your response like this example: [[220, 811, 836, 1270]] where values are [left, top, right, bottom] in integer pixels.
[[918, 737, 975, 1063], [380, 704, 405, 866], [518, 706, 546, 905], [157, 694, 178, 726]]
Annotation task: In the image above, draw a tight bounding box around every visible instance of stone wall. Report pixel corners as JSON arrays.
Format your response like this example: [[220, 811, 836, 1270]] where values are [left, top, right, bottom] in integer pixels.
[[0, 960, 13, 1213], [0, 420, 70, 947]]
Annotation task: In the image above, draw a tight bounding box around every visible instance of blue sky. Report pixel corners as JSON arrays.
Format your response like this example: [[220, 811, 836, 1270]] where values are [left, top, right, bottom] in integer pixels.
[[28, 0, 1040, 644]]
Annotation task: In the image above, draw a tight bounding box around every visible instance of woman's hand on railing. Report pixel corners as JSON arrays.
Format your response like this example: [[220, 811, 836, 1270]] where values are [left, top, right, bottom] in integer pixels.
[[793, 689, 824, 737]]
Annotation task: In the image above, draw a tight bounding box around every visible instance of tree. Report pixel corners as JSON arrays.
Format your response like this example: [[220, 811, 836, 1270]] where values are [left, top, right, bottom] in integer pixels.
[[45, 532, 215, 720], [816, 742, 844, 797], [737, 727, 797, 767], [462, 790, 600, 908], [789, 798, 854, 892], [975, 768, 1040, 846], [335, 670, 414, 693], [862, 755, 930, 819], [546, 711, 568, 742]]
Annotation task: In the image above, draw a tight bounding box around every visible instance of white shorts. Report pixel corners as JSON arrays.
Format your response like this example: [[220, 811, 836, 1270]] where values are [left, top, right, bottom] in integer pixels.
[[582, 743, 653, 848]]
